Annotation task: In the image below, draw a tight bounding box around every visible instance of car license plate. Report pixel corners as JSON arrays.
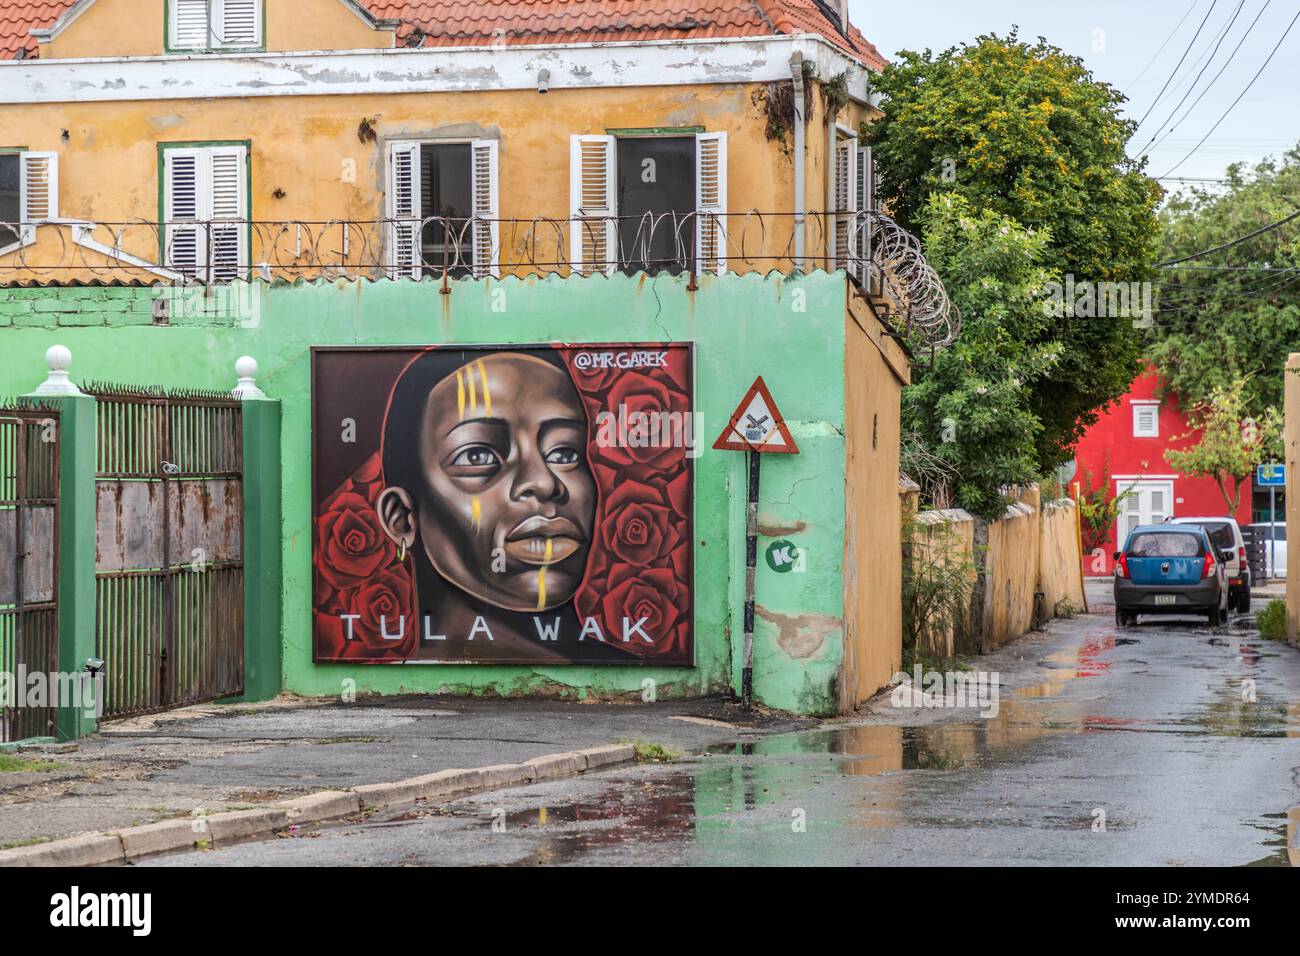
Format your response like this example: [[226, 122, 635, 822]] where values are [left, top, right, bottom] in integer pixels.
[[1154, 595, 1176, 606]]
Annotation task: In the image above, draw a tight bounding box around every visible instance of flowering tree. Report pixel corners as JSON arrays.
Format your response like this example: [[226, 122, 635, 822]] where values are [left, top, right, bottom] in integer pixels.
[[1164, 378, 1282, 514]]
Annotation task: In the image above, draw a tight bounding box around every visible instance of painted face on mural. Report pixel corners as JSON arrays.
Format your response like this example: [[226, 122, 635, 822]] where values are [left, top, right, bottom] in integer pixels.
[[378, 352, 596, 612]]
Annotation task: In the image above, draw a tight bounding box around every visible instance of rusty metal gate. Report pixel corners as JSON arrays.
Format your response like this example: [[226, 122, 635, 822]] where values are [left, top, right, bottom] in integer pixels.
[[89, 386, 244, 720], [0, 406, 60, 743]]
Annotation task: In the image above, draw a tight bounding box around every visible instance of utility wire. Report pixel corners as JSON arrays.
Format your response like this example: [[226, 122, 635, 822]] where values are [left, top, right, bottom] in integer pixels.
[[1161, 6, 1300, 176], [1157, 207, 1300, 266], [1161, 264, 1300, 272], [1137, 0, 1252, 157], [1124, 0, 1202, 92], [1132, 0, 1220, 134], [1144, 0, 1272, 157]]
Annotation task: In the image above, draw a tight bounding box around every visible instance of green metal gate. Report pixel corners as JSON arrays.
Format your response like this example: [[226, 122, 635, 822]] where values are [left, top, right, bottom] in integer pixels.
[[0, 405, 60, 743], [88, 386, 244, 720]]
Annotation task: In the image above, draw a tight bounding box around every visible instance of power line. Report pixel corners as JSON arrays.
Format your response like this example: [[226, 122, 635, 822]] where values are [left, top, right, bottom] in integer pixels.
[[1140, 0, 1261, 157], [1124, 0, 1202, 92], [1160, 6, 1300, 177], [1157, 207, 1300, 265], [1132, 0, 1220, 134], [1161, 264, 1300, 272]]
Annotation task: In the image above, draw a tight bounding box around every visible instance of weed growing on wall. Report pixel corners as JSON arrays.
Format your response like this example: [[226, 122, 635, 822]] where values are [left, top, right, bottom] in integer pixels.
[[902, 516, 977, 666]]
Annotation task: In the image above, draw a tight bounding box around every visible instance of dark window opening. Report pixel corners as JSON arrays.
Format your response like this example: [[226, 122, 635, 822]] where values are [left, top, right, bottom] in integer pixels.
[[617, 136, 695, 276], [0, 154, 19, 248], [1194, 522, 1236, 550], [419, 143, 473, 278], [812, 0, 850, 39]]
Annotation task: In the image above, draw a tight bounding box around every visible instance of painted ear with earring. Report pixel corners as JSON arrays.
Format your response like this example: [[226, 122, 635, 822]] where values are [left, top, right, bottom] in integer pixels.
[[376, 486, 417, 564]]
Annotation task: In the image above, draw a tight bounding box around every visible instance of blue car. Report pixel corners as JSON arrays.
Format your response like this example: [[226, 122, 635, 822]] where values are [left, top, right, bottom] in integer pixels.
[[1113, 524, 1231, 627]]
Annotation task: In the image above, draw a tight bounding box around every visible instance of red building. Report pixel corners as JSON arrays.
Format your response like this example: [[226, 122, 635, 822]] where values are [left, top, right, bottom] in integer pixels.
[[1073, 367, 1252, 576]]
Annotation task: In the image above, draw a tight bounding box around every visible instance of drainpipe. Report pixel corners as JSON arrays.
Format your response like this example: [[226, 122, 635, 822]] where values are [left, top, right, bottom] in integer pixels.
[[826, 93, 838, 270], [790, 51, 805, 272], [839, 1, 850, 34]]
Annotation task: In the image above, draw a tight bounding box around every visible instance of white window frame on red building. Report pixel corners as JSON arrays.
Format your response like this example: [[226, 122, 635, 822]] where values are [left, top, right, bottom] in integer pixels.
[[1131, 399, 1160, 438]]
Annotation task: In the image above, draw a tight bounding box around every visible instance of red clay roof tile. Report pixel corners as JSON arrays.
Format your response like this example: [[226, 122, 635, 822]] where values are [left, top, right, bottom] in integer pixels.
[[0, 0, 72, 58], [0, 0, 885, 69]]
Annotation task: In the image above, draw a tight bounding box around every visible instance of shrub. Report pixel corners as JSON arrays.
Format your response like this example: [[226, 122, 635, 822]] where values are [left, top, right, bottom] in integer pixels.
[[1257, 599, 1287, 641]]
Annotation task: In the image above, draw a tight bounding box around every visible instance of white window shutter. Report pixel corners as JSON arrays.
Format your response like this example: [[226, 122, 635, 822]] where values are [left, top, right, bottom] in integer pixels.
[[1133, 404, 1159, 437], [208, 145, 247, 281], [833, 135, 857, 275], [471, 139, 499, 279], [387, 142, 422, 280], [1148, 489, 1166, 520], [569, 135, 616, 276], [164, 149, 203, 276], [855, 145, 872, 282], [694, 132, 727, 276], [19, 151, 57, 242], [171, 0, 211, 49], [216, 0, 260, 47]]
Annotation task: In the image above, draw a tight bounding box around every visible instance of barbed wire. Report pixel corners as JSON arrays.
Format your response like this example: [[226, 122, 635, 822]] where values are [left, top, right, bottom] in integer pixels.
[[0, 210, 959, 347]]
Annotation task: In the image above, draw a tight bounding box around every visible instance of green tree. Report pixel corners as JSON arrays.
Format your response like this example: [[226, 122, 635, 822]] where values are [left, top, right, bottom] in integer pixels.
[[864, 31, 1163, 472], [1149, 147, 1300, 418], [1163, 378, 1282, 513], [903, 194, 1062, 518]]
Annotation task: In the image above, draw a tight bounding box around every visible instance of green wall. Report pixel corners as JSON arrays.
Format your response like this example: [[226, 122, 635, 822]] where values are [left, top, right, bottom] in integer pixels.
[[0, 273, 849, 714]]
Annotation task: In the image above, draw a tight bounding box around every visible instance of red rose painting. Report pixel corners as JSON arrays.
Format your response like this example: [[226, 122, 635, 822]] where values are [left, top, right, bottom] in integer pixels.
[[311, 344, 693, 665]]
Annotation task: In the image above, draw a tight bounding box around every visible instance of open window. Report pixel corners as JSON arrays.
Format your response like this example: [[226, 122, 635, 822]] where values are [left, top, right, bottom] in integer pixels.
[[569, 131, 727, 276], [162, 143, 249, 281], [169, 0, 262, 51], [0, 151, 58, 253], [386, 140, 498, 280]]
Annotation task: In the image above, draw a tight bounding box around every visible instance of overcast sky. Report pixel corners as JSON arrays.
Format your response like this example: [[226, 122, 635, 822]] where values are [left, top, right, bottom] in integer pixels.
[[849, 0, 1300, 187]]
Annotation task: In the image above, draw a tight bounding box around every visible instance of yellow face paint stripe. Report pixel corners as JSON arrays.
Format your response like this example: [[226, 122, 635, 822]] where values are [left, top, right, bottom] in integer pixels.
[[467, 364, 478, 413], [536, 538, 554, 610], [477, 359, 492, 416], [456, 369, 466, 420], [470, 496, 481, 530]]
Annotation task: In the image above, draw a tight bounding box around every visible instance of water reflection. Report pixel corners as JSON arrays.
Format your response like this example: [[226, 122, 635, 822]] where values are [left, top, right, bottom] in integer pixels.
[[454, 632, 1296, 865]]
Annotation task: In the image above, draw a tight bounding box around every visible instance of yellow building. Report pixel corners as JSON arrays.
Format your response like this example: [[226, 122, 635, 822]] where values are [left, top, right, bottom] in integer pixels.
[[0, 0, 889, 283]]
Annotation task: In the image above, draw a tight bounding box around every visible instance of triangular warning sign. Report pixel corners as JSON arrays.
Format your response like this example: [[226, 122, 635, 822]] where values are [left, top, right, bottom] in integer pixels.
[[712, 376, 799, 454]]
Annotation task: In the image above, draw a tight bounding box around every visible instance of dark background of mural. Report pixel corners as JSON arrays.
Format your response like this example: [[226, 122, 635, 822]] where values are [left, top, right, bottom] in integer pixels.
[[311, 343, 695, 666]]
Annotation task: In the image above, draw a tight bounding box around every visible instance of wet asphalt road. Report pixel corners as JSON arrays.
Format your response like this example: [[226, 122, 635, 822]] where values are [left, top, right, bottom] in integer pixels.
[[145, 605, 1300, 866]]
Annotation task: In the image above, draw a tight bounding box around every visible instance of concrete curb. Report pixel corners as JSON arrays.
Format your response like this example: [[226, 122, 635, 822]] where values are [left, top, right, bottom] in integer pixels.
[[0, 742, 637, 867]]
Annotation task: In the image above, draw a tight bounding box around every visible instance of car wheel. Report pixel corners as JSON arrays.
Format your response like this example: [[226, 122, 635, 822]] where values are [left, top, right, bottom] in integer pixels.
[[1207, 605, 1222, 627], [1237, 586, 1251, 614]]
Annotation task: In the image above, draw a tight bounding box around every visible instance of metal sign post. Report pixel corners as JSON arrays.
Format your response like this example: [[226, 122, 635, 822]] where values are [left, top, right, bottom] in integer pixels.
[[742, 450, 761, 708], [713, 376, 799, 711], [1271, 485, 1277, 579], [1256, 462, 1285, 580]]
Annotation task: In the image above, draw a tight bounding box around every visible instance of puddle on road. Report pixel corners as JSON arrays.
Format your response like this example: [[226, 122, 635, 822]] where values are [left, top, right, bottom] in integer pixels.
[[347, 632, 1298, 865], [1245, 808, 1300, 866]]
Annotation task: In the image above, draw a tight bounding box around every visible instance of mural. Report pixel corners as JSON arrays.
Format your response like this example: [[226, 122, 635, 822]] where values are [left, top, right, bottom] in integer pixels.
[[311, 344, 694, 665]]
